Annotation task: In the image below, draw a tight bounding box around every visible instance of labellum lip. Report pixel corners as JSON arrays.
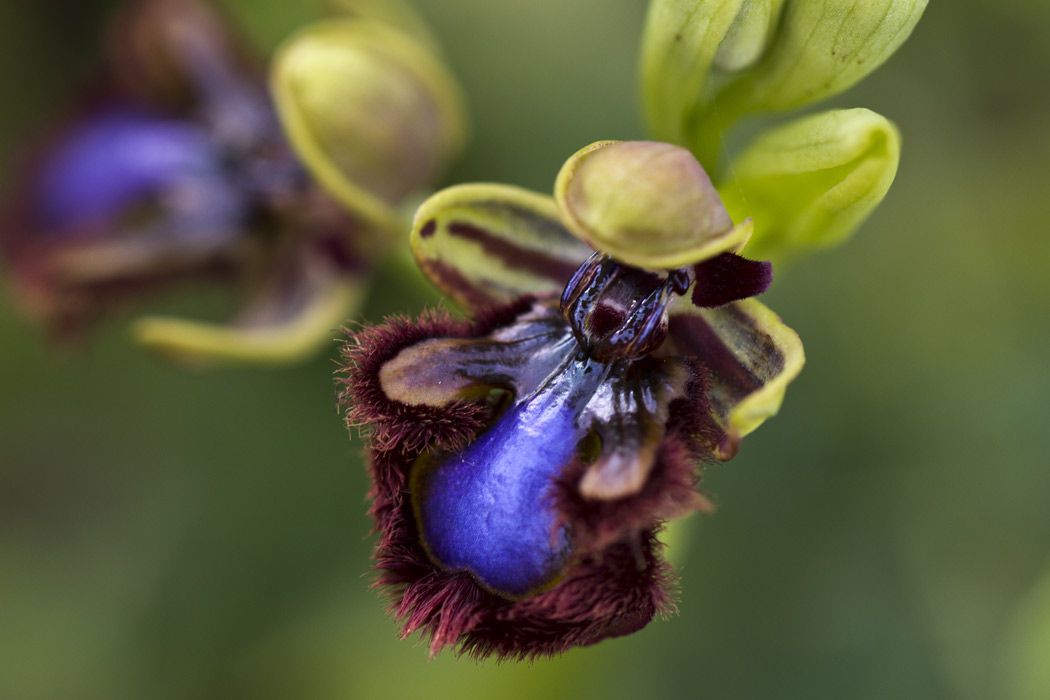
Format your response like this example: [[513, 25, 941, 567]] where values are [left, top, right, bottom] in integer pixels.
[[411, 343, 622, 599]]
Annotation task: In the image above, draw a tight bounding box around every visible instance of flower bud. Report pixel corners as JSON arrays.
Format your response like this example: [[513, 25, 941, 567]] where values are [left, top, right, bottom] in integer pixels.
[[641, 0, 926, 164], [271, 19, 466, 233], [718, 108, 901, 263], [554, 141, 751, 269], [724, 0, 928, 116]]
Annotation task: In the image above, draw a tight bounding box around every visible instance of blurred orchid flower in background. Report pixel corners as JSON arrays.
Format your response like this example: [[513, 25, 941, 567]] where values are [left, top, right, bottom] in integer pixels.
[[1, 0, 464, 364], [338, 140, 804, 658], [640, 0, 927, 263]]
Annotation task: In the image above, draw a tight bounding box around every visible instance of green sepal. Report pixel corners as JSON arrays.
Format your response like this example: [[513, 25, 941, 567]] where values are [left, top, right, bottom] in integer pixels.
[[410, 184, 592, 309], [554, 140, 752, 270], [666, 297, 805, 459], [270, 19, 466, 238], [718, 108, 901, 264]]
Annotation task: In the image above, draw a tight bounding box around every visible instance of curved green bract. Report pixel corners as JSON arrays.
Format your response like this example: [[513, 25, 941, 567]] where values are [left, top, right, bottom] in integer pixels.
[[410, 184, 592, 309], [666, 297, 804, 459], [719, 108, 901, 264], [271, 19, 466, 238], [131, 273, 368, 366]]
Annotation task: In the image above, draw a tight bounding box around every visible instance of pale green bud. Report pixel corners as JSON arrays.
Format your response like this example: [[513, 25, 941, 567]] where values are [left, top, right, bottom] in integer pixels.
[[718, 108, 900, 263], [271, 19, 466, 234], [641, 0, 926, 167], [554, 140, 752, 269]]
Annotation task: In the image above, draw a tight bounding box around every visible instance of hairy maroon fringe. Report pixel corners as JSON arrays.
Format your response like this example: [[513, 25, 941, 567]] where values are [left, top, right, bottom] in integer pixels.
[[553, 358, 720, 552], [345, 296, 697, 658], [554, 436, 712, 554], [336, 296, 539, 455], [344, 297, 540, 529], [353, 296, 675, 658], [371, 450, 677, 659], [337, 308, 484, 455]]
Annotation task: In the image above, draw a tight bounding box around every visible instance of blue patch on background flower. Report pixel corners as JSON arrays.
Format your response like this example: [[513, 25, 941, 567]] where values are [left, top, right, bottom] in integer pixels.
[[33, 110, 224, 232]]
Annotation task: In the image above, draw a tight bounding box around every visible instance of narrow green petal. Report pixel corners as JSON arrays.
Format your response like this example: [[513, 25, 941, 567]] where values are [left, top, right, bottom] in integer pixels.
[[718, 108, 901, 264], [130, 275, 367, 366], [666, 297, 804, 458], [410, 184, 592, 309], [270, 19, 466, 237]]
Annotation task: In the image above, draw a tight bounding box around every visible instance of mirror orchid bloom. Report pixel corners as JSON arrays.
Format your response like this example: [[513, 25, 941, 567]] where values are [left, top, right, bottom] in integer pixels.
[[338, 141, 804, 658]]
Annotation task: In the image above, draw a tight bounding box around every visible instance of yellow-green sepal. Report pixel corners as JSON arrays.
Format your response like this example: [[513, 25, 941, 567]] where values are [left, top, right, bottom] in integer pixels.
[[718, 108, 901, 264], [667, 297, 805, 458], [554, 140, 752, 270], [130, 274, 367, 366], [270, 19, 466, 238], [410, 184, 592, 309]]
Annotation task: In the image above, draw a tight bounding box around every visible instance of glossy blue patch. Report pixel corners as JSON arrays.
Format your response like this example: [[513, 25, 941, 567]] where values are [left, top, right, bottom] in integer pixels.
[[34, 110, 221, 232], [414, 357, 606, 598]]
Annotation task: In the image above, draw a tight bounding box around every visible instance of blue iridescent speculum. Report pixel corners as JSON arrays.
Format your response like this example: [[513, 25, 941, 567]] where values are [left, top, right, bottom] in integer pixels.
[[411, 251, 700, 598], [33, 110, 220, 231]]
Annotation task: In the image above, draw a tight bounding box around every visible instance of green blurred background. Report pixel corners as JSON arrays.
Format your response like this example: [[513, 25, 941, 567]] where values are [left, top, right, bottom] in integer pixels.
[[2, 1, 1049, 699]]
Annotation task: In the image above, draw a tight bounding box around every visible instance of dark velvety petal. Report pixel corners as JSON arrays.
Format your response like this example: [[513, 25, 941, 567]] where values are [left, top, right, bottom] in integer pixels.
[[556, 436, 713, 554], [690, 252, 773, 308], [411, 184, 593, 309], [338, 308, 499, 455], [665, 298, 804, 458]]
